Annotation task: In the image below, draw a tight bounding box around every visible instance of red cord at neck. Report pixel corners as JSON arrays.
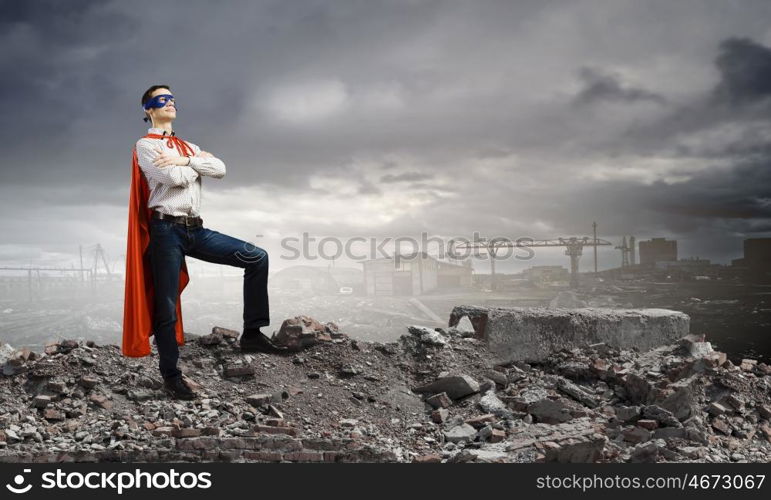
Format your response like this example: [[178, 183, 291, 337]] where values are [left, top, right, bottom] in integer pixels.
[[144, 133, 193, 157]]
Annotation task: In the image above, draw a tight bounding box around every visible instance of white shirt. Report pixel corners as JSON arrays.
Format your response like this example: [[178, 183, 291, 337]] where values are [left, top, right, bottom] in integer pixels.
[[135, 127, 226, 217]]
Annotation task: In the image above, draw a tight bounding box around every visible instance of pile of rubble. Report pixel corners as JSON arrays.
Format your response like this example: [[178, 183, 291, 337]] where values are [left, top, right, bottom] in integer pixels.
[[0, 315, 769, 463]]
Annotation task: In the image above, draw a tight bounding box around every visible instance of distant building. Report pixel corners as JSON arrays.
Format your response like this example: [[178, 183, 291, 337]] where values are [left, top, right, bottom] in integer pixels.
[[522, 265, 569, 283], [639, 238, 677, 265], [361, 253, 472, 296], [743, 238, 771, 283], [655, 257, 711, 270], [436, 259, 473, 288], [328, 267, 365, 291]]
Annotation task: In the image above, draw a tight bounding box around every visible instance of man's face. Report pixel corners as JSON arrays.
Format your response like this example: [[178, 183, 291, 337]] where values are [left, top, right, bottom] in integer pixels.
[[146, 88, 176, 123]]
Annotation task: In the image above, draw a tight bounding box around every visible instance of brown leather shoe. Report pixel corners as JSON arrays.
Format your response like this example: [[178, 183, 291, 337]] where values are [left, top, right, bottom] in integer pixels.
[[240, 329, 288, 354]]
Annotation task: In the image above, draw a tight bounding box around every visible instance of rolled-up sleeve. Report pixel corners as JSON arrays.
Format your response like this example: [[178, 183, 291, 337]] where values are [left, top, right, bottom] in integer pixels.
[[135, 139, 199, 187], [188, 142, 226, 179]]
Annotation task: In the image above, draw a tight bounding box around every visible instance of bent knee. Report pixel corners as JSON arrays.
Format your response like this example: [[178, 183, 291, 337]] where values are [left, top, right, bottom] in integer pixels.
[[236, 245, 268, 267], [249, 248, 268, 266]]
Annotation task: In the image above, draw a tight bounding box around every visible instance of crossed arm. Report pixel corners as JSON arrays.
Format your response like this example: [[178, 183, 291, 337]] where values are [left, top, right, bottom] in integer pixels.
[[135, 139, 227, 187], [187, 142, 227, 179]]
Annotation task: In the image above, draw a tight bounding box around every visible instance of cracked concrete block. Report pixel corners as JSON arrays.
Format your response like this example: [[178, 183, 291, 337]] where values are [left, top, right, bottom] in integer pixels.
[[449, 306, 689, 363]]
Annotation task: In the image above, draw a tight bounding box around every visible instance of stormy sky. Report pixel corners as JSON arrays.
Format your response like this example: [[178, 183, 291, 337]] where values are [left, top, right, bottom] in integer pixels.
[[2, 0, 771, 274]]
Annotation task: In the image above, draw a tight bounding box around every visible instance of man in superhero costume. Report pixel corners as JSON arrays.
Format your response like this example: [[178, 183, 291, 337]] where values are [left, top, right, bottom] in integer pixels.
[[123, 84, 285, 400]]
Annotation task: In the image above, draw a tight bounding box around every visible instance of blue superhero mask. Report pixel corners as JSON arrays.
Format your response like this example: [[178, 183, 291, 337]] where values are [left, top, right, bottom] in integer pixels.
[[143, 94, 176, 110]]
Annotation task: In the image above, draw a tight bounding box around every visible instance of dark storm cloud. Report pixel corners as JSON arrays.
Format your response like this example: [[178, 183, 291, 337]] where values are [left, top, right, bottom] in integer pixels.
[[2, 0, 771, 268], [583, 35, 771, 250], [712, 37, 771, 105], [578, 160, 771, 234], [653, 161, 771, 222], [0, 0, 136, 149], [573, 67, 666, 105], [2, 0, 512, 187], [617, 35, 771, 158]]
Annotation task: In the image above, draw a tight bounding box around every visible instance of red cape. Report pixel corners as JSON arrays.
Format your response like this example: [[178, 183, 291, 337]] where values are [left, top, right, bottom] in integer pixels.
[[122, 133, 193, 357]]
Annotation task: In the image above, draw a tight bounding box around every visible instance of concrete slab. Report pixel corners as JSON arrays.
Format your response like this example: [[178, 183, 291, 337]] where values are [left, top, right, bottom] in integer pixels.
[[449, 306, 689, 363]]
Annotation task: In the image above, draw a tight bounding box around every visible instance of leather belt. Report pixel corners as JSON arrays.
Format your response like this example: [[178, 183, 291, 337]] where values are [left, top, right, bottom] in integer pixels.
[[151, 209, 203, 227]]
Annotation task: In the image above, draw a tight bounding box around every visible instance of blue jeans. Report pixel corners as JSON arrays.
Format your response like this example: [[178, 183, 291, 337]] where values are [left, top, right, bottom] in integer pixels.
[[149, 217, 269, 379]]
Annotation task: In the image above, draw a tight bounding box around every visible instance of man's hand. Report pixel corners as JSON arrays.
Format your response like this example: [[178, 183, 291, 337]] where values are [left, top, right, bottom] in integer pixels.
[[153, 146, 192, 168]]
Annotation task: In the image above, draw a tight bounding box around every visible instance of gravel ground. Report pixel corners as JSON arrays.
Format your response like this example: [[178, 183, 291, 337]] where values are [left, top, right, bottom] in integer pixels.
[[0, 317, 769, 463]]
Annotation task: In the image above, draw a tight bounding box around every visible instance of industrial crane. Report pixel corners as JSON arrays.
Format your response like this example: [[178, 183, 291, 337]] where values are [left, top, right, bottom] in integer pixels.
[[454, 236, 613, 288]]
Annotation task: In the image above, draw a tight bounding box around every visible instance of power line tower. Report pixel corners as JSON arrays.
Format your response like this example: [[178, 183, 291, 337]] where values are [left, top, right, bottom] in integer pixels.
[[615, 235, 636, 268], [616, 236, 630, 267], [91, 244, 112, 278]]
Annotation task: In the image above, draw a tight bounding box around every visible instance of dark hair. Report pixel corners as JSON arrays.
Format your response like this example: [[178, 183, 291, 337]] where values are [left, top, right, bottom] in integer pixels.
[[141, 84, 171, 122]]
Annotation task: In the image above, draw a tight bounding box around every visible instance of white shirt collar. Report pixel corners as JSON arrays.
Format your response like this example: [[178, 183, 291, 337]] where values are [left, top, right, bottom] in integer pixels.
[[147, 127, 176, 136]]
